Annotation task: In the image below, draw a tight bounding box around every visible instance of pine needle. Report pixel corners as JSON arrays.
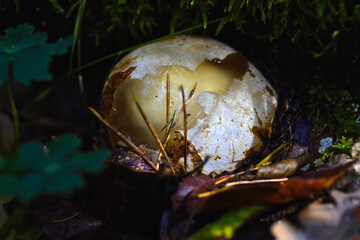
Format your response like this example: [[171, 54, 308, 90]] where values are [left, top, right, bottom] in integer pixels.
[[156, 111, 176, 168], [180, 85, 188, 172], [166, 74, 170, 136], [132, 94, 175, 174], [161, 82, 197, 132], [87, 106, 158, 171]]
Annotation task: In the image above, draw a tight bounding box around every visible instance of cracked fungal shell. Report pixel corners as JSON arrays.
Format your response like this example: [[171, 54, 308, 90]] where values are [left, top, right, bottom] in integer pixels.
[[101, 35, 278, 175]]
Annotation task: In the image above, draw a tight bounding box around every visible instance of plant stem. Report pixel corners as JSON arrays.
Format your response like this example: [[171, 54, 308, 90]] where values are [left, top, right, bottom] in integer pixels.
[[6, 78, 19, 152]]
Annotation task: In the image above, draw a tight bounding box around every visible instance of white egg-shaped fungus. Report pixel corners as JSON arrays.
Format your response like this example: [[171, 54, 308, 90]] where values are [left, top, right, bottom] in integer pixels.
[[101, 35, 278, 175]]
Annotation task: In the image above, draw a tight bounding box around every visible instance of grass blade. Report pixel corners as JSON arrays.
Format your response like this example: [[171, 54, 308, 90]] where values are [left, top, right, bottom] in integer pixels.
[[256, 142, 291, 167], [69, 0, 86, 70]]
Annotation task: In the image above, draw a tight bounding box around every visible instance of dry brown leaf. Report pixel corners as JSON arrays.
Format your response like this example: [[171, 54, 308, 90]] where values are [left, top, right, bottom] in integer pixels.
[[186, 162, 353, 215]]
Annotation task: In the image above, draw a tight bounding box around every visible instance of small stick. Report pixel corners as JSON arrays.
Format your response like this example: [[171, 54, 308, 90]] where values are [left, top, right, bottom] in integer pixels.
[[225, 178, 289, 187], [88, 106, 158, 171], [180, 85, 188, 172], [161, 82, 197, 132], [166, 74, 170, 137], [174, 82, 197, 125], [156, 133, 171, 169], [132, 94, 176, 174], [156, 111, 176, 168]]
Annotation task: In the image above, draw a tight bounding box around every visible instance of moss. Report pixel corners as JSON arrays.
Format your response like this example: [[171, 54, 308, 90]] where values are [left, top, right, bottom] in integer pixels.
[[320, 136, 354, 165], [1, 0, 359, 138], [307, 72, 360, 139]]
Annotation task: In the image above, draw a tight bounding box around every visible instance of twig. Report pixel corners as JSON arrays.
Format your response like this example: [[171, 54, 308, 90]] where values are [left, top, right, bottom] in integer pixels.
[[166, 74, 170, 137], [87, 106, 158, 171], [180, 85, 188, 172], [156, 133, 171, 169], [132, 94, 175, 174], [156, 111, 175, 168], [225, 178, 289, 187], [161, 82, 197, 132]]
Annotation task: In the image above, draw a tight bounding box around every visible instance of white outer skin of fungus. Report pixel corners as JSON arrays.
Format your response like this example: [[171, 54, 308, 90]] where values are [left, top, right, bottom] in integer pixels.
[[105, 35, 278, 175], [108, 35, 235, 80], [185, 64, 277, 174]]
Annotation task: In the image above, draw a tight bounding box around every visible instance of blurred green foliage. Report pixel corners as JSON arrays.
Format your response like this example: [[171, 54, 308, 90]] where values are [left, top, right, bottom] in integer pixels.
[[0, 24, 108, 203], [0, 134, 109, 201], [188, 206, 264, 240], [0, 23, 73, 85], [42, 0, 360, 56]]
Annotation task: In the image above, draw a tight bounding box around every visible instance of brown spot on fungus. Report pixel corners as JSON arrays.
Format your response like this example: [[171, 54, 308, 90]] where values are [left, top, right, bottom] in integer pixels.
[[251, 126, 267, 142], [266, 85, 275, 97], [254, 109, 263, 126], [167, 131, 203, 174], [100, 67, 136, 116]]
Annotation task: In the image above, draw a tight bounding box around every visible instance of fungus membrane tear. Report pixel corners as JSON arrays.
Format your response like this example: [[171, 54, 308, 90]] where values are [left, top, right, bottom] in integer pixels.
[[108, 53, 249, 149], [102, 35, 278, 175]]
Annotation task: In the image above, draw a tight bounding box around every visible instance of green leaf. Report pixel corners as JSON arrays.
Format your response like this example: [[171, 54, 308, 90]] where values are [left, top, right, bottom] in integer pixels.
[[17, 142, 45, 171], [47, 134, 81, 162], [0, 24, 34, 45], [0, 175, 18, 197], [0, 134, 110, 201], [0, 24, 74, 85], [63, 151, 108, 172], [17, 173, 45, 201], [44, 172, 83, 193], [189, 206, 264, 240]]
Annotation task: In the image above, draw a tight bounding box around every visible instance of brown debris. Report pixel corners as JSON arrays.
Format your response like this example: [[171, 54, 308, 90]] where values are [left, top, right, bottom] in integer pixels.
[[167, 131, 204, 175], [100, 67, 136, 116], [186, 162, 353, 215]]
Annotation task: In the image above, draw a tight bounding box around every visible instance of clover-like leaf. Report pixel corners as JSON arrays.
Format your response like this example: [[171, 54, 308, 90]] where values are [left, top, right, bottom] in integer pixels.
[[0, 134, 109, 201], [0, 24, 74, 85]]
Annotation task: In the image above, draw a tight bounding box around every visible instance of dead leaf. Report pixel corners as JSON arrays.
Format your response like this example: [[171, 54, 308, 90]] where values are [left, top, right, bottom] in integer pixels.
[[171, 174, 212, 212], [186, 162, 353, 215], [33, 196, 103, 240], [254, 153, 309, 179]]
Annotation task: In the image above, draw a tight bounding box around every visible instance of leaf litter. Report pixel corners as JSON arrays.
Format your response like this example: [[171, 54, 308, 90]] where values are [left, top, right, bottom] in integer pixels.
[[2, 24, 359, 240], [28, 99, 358, 239]]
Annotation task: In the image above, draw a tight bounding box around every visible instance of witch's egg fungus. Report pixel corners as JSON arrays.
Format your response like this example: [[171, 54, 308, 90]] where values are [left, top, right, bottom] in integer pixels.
[[101, 35, 278, 175]]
